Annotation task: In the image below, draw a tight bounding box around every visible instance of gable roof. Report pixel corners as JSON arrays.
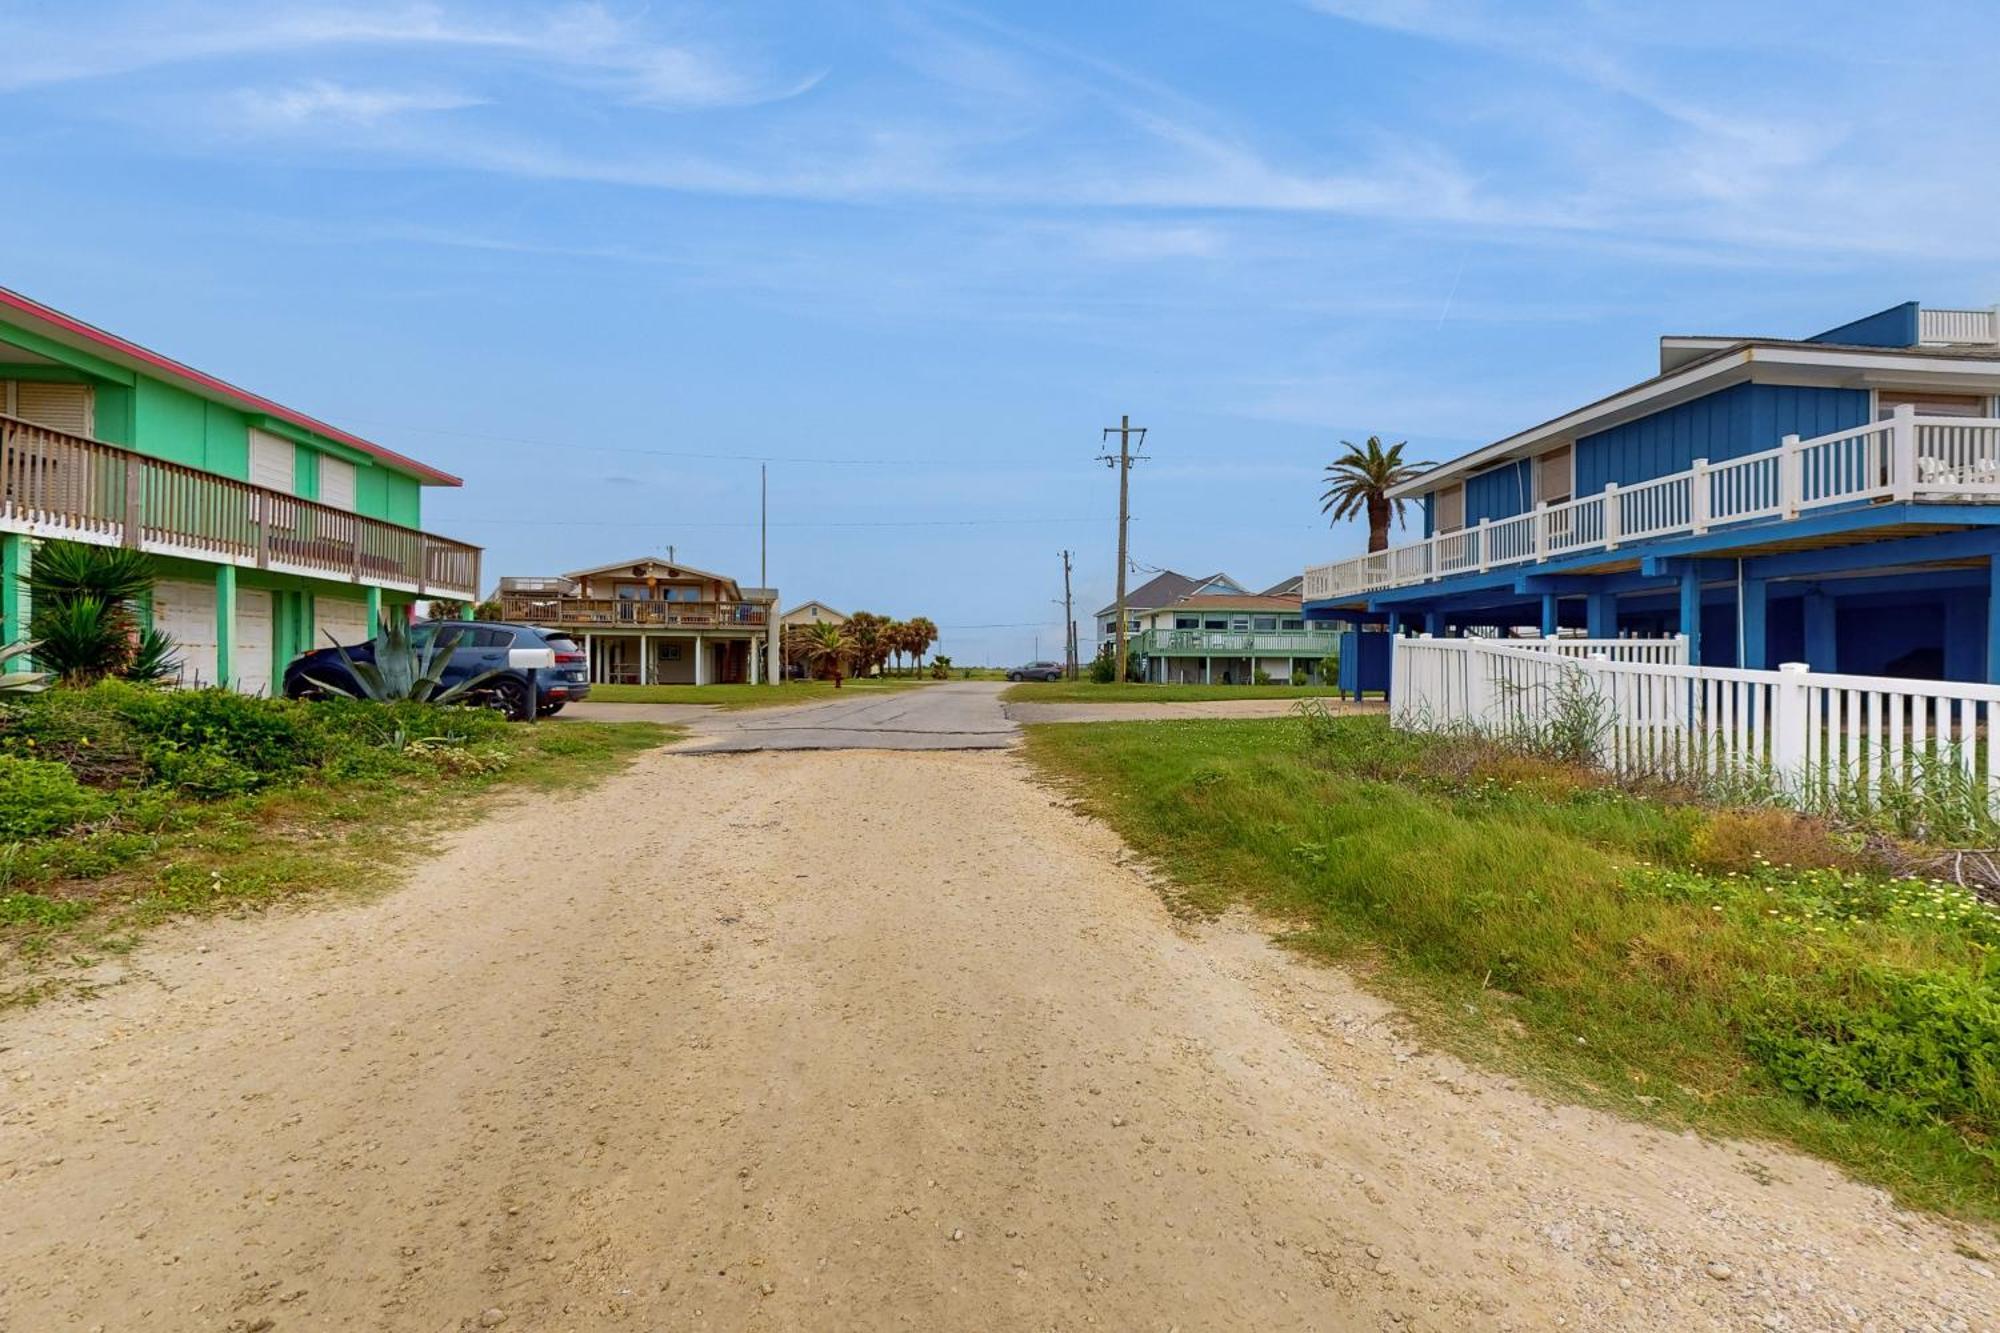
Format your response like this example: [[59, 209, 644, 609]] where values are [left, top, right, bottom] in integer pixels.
[[1260, 574, 1304, 597], [782, 600, 847, 619], [0, 284, 461, 486], [564, 555, 742, 596], [1093, 570, 1227, 619]]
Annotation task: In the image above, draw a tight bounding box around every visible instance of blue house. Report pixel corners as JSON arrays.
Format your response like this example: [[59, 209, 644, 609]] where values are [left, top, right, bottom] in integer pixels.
[[1303, 302, 2000, 683]]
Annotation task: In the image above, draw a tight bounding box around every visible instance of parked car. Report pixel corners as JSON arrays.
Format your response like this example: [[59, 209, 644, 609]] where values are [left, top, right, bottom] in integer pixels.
[[283, 621, 590, 720], [1005, 661, 1065, 682]]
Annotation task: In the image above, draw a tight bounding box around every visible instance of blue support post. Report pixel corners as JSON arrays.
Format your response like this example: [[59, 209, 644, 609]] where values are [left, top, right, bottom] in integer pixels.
[[1740, 575, 1767, 671], [1679, 568, 1703, 666], [1424, 610, 1444, 636], [1387, 612, 1402, 636], [1540, 593, 1559, 637], [1802, 589, 1836, 672], [1988, 559, 2000, 684], [1585, 591, 1616, 640]]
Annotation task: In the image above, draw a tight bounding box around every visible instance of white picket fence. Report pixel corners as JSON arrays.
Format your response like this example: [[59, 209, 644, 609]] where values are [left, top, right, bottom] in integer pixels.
[[1507, 635, 1689, 665], [1392, 636, 2000, 811]]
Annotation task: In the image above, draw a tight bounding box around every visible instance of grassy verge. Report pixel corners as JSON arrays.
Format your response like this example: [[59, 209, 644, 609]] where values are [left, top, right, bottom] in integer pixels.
[[0, 683, 673, 1007], [1002, 681, 1347, 704], [1022, 713, 2000, 1224], [586, 678, 930, 709]]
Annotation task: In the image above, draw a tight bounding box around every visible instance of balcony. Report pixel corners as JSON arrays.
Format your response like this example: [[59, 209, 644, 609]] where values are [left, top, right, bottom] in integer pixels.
[[1304, 410, 2000, 605], [1134, 626, 1340, 657], [0, 412, 480, 599], [497, 591, 769, 630]]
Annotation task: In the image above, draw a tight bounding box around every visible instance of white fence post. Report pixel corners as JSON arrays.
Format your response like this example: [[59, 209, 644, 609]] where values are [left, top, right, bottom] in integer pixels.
[[1779, 434, 1801, 517], [1477, 517, 1490, 573], [1771, 662, 1811, 790], [1602, 481, 1620, 549], [1891, 403, 1917, 501], [1533, 501, 1549, 561], [1689, 457, 1710, 533]]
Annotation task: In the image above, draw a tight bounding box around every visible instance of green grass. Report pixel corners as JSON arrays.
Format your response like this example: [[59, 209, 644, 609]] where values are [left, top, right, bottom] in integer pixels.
[[1022, 713, 2000, 1224], [0, 686, 674, 1007], [1001, 680, 1347, 704], [586, 678, 931, 709]]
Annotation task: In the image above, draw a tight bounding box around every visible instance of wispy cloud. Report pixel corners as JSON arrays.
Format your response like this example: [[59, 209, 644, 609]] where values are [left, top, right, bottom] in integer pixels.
[[235, 79, 483, 125]]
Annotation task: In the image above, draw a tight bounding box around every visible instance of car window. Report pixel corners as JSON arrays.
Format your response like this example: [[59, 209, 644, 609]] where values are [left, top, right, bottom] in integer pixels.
[[544, 635, 579, 653], [469, 627, 516, 649]]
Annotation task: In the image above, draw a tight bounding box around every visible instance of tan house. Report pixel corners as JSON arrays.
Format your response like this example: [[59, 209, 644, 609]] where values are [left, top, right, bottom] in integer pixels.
[[496, 556, 778, 685], [780, 600, 848, 629]]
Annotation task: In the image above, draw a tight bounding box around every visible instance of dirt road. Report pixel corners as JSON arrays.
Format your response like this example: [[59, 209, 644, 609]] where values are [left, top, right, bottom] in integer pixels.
[[2, 745, 1993, 1331]]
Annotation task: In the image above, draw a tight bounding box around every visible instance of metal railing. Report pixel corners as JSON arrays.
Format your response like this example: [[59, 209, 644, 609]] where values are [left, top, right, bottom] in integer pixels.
[[0, 412, 480, 598], [497, 593, 769, 629], [1133, 627, 1339, 656], [1304, 408, 1998, 604]]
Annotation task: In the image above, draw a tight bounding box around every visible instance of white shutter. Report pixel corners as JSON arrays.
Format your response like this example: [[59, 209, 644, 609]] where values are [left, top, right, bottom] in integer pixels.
[[13, 382, 94, 437], [233, 590, 274, 696], [1534, 446, 1573, 506], [153, 579, 219, 688], [1435, 484, 1466, 533], [248, 429, 296, 492], [319, 455, 357, 511]]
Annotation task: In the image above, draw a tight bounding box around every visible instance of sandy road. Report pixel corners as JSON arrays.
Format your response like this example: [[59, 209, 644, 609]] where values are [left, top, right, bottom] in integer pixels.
[[1, 743, 1994, 1331]]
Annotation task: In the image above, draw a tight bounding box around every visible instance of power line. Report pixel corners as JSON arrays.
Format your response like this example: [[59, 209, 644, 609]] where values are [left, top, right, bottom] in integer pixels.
[[445, 514, 1101, 530]]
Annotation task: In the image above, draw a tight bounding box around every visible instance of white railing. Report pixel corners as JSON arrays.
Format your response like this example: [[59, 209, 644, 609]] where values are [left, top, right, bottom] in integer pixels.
[[1302, 407, 1992, 604], [1509, 635, 1688, 665], [1920, 306, 2000, 346], [1393, 636, 2000, 812]]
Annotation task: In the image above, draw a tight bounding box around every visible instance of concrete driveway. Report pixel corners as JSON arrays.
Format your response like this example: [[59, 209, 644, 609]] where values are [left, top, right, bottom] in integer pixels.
[[677, 680, 1017, 752]]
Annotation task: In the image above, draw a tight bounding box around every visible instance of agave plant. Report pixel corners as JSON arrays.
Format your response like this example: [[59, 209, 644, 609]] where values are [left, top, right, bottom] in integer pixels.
[[307, 617, 505, 705], [0, 641, 50, 695]]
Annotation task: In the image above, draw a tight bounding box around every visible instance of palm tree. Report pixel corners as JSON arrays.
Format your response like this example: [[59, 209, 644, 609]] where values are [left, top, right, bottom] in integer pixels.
[[804, 621, 851, 686], [1319, 436, 1434, 553], [904, 617, 937, 672]]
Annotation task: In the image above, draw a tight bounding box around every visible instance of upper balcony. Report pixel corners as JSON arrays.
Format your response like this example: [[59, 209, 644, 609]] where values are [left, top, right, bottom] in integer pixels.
[[1304, 409, 2000, 605], [1134, 626, 1339, 657], [497, 589, 770, 631], [0, 412, 481, 599]]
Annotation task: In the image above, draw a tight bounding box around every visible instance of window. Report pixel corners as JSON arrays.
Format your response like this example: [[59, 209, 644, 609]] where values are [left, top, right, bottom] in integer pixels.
[[319, 455, 357, 512], [4, 381, 94, 437], [615, 583, 648, 600], [1253, 616, 1277, 632], [1878, 390, 1991, 419], [1231, 617, 1250, 632], [1128, 619, 1141, 632], [1435, 483, 1466, 533], [1204, 618, 1227, 630], [1174, 616, 1198, 629], [1281, 618, 1303, 630], [660, 644, 683, 661], [469, 627, 515, 648], [1534, 445, 1573, 506], [248, 429, 295, 493]]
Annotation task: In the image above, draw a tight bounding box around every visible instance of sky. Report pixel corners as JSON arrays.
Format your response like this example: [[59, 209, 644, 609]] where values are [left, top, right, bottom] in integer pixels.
[[5, 0, 2000, 664]]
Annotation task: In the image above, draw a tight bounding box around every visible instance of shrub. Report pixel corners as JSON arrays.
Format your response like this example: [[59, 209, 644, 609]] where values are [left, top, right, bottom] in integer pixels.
[[0, 685, 148, 786], [115, 687, 324, 790], [1748, 968, 2000, 1135], [1253, 668, 1273, 685], [1088, 652, 1116, 684], [1687, 807, 1857, 875], [1291, 668, 1309, 686], [0, 754, 107, 837]]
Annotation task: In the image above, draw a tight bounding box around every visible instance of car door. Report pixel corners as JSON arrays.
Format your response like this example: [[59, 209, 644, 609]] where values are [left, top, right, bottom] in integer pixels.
[[430, 624, 510, 690]]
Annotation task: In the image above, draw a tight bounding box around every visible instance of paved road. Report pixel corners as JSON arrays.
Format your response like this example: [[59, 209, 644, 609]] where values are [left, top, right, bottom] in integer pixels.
[[678, 679, 1017, 752]]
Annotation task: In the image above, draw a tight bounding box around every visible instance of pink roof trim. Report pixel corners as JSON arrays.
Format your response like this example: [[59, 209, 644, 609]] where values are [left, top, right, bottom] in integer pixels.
[[0, 286, 461, 486]]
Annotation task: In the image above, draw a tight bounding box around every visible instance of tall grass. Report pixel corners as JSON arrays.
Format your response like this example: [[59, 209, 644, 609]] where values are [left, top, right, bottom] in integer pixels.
[[1024, 714, 2000, 1222]]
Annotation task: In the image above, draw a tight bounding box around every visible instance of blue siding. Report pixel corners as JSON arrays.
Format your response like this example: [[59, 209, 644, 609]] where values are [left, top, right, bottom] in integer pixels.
[[1806, 302, 1918, 349], [1574, 384, 1868, 495], [1463, 459, 1532, 524]]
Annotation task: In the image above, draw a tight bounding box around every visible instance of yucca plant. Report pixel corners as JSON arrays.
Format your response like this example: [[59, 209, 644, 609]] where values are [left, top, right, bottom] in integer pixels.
[[30, 596, 132, 684], [306, 617, 505, 705], [0, 641, 49, 695], [21, 540, 180, 685], [124, 628, 183, 685]]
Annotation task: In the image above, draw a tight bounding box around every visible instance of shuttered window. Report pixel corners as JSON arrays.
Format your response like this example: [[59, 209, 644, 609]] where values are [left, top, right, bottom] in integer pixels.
[[1435, 484, 1466, 533], [1877, 390, 1990, 419], [6, 381, 94, 437], [318, 455, 357, 512], [1534, 445, 1573, 506], [248, 429, 296, 493]]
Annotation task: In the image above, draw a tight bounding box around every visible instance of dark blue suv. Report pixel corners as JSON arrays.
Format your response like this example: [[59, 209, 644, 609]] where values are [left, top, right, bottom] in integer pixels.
[[283, 621, 590, 720]]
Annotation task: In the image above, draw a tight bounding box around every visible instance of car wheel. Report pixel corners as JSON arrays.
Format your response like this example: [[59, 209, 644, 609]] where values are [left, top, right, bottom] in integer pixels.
[[1006, 672, 1020, 681], [491, 677, 533, 722]]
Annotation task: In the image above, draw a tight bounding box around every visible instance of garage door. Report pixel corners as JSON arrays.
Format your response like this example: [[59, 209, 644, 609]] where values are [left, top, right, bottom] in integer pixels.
[[234, 589, 274, 696], [314, 595, 372, 651], [152, 579, 218, 688]]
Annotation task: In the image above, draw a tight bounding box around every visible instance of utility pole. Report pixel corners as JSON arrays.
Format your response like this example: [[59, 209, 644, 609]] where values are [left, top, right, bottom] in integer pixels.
[[1098, 414, 1147, 683], [760, 463, 767, 588], [1059, 549, 1077, 679]]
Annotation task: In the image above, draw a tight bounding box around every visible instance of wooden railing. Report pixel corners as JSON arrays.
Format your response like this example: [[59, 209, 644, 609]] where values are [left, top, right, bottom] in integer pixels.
[[497, 593, 769, 629], [1304, 408, 2000, 604], [0, 413, 480, 598]]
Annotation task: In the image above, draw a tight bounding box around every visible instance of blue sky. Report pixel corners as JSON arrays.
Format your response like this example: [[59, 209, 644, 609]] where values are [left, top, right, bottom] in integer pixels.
[[4, 1, 1999, 663]]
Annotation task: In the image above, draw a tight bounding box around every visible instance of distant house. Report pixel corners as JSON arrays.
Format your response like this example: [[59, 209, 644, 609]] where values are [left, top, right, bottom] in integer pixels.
[[781, 601, 848, 629], [1095, 570, 1336, 684], [496, 556, 777, 685]]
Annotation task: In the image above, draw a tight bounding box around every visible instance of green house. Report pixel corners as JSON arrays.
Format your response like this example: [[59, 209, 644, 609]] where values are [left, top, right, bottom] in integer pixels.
[[0, 285, 478, 693]]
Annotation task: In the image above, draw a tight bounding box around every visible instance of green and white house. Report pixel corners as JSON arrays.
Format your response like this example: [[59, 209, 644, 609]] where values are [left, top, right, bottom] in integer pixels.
[[1097, 570, 1338, 684], [0, 286, 479, 692]]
